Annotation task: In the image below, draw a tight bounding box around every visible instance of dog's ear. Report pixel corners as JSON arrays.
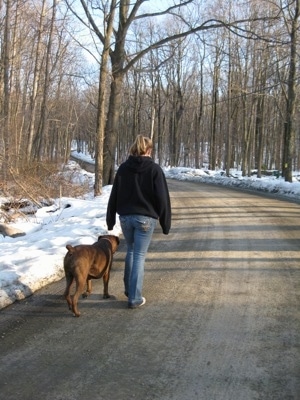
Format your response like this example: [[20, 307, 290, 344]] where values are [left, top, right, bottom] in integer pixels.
[[115, 236, 120, 244], [66, 244, 75, 254]]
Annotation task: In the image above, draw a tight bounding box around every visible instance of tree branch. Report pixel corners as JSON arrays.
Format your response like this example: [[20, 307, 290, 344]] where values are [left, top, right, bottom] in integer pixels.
[[123, 16, 282, 74], [65, 0, 106, 45], [134, 0, 194, 20]]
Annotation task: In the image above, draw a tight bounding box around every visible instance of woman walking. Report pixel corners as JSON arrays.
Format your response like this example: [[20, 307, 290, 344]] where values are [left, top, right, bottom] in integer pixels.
[[106, 135, 171, 308]]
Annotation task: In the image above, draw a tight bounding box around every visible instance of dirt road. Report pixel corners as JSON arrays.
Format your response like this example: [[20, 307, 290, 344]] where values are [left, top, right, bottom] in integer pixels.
[[0, 180, 299, 400]]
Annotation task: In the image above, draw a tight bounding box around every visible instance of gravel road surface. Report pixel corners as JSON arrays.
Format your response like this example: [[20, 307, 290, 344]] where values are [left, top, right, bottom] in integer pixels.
[[0, 180, 299, 400]]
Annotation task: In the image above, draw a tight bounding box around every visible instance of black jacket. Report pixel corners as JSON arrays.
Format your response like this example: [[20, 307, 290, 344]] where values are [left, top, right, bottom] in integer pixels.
[[106, 155, 171, 234]]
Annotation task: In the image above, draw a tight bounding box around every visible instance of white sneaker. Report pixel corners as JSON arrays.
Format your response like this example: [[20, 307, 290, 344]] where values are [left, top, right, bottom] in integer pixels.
[[128, 297, 146, 309]]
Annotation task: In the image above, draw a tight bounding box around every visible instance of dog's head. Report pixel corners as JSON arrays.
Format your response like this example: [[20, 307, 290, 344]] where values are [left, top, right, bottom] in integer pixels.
[[97, 235, 119, 253]]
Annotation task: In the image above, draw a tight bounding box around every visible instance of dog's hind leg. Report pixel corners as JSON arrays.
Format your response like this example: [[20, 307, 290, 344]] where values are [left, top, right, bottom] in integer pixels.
[[82, 278, 92, 298], [72, 278, 86, 317], [102, 266, 111, 299], [64, 273, 74, 311]]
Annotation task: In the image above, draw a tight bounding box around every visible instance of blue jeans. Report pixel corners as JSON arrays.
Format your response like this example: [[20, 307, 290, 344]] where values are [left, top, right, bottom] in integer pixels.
[[119, 215, 157, 307]]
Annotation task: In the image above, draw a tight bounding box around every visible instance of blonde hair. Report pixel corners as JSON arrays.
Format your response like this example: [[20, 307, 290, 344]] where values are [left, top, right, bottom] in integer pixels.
[[129, 134, 153, 156]]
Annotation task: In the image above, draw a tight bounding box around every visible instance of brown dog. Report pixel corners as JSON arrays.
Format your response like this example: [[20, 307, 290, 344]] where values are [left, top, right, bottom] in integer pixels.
[[63, 234, 119, 317]]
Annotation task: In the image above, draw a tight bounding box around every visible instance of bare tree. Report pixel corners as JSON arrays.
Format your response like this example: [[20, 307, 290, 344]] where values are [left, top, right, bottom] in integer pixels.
[[1, 0, 12, 179], [3, 0, 297, 195], [93, 0, 116, 195], [68, 0, 278, 187], [282, 0, 299, 182], [0, 0, 88, 185], [33, 0, 58, 160], [26, 0, 48, 162]]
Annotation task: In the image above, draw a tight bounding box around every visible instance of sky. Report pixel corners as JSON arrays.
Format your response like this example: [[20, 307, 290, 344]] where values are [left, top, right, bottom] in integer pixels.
[[0, 152, 299, 311]]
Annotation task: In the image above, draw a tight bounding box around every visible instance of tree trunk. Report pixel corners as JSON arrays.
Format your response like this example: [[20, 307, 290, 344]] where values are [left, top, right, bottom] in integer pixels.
[[103, 73, 124, 185], [1, 0, 12, 179], [255, 95, 265, 178], [26, 0, 47, 162], [282, 0, 299, 182], [210, 61, 219, 171], [94, 0, 116, 196], [33, 0, 57, 161]]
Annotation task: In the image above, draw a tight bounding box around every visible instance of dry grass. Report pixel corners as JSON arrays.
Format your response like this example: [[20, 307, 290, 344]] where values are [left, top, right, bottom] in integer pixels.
[[0, 161, 93, 221]]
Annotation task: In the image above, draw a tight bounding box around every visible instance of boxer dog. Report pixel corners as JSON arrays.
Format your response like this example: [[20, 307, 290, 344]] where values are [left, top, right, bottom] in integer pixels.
[[63, 235, 119, 317]]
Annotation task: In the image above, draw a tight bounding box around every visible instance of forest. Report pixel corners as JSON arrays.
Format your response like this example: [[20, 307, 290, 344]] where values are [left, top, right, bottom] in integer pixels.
[[0, 0, 299, 198]]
